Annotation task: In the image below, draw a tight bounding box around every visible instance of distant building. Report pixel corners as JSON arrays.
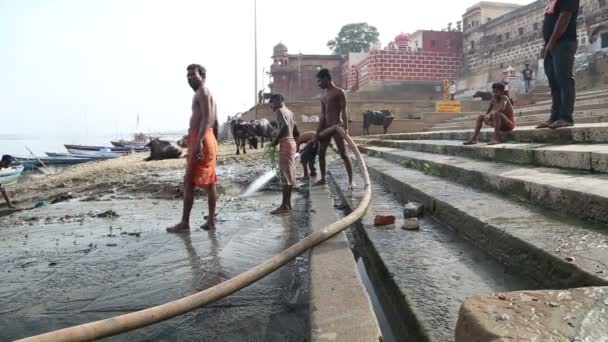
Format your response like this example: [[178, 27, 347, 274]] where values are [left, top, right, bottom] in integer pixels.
[[458, 0, 608, 94], [268, 43, 343, 101]]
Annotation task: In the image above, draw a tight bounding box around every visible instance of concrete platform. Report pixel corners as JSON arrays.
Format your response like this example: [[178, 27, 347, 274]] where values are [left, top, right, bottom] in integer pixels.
[[327, 162, 536, 342], [455, 287, 608, 341], [357, 123, 608, 144], [308, 184, 382, 342], [361, 146, 608, 223], [360, 139, 608, 173], [341, 155, 608, 287]]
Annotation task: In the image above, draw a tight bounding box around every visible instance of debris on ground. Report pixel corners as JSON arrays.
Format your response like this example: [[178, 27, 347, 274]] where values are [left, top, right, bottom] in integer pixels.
[[402, 218, 420, 231], [403, 202, 424, 218], [106, 243, 118, 247], [120, 231, 141, 238], [374, 215, 395, 226], [95, 210, 119, 218]]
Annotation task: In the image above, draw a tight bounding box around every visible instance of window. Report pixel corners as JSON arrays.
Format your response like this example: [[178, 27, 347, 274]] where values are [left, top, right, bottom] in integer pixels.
[[580, 6, 584, 14], [505, 32, 511, 40], [519, 27, 524, 36], [470, 41, 475, 50], [533, 23, 539, 31], [601, 32, 608, 48], [431, 40, 437, 48], [497, 34, 503, 42], [600, 0, 606, 8]]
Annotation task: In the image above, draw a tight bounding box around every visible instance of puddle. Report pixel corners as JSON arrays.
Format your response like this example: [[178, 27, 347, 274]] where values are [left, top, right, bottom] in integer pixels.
[[0, 161, 311, 341]]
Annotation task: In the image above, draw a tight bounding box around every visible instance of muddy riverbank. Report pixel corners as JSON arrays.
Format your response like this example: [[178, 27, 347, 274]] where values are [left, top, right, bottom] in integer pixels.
[[0, 144, 312, 341]]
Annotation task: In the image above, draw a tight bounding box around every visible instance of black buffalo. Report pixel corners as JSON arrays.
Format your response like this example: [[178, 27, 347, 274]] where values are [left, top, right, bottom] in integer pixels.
[[363, 110, 394, 135], [144, 139, 182, 161], [230, 119, 256, 155], [249, 118, 277, 148], [473, 91, 493, 101]]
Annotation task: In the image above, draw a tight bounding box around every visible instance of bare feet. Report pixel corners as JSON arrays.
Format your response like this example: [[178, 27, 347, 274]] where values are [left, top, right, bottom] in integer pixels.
[[166, 222, 190, 233], [463, 139, 477, 145], [313, 179, 327, 186], [200, 222, 216, 231], [271, 207, 290, 215], [487, 139, 501, 145], [349, 182, 356, 190]]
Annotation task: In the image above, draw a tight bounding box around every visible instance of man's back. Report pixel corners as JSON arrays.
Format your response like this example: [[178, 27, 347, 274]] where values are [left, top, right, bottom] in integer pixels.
[[321, 88, 345, 127]]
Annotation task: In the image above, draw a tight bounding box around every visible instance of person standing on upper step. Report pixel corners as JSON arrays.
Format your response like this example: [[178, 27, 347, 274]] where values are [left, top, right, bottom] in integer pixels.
[[537, 0, 580, 129], [463, 82, 515, 146], [522, 63, 534, 94], [313, 68, 354, 189]]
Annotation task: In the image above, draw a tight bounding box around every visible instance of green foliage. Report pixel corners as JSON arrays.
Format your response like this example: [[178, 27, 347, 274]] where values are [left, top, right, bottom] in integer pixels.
[[263, 145, 279, 173], [327, 23, 380, 56]]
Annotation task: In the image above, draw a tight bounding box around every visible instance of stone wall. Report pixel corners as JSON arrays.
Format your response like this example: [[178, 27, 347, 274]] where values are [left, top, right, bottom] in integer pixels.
[[459, 0, 608, 93]]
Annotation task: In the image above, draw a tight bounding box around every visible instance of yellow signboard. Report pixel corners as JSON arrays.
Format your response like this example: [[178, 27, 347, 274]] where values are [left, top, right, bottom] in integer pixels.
[[436, 101, 462, 113]]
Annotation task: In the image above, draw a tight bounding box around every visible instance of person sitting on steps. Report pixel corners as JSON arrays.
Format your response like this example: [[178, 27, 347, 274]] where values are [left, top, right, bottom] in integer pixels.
[[463, 82, 516, 146]]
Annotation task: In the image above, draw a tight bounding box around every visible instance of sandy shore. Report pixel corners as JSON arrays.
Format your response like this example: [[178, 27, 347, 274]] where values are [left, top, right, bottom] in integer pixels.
[[3, 144, 269, 211]]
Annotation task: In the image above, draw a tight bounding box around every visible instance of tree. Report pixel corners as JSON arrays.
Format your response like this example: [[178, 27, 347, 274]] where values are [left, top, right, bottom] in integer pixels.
[[327, 23, 380, 56], [447, 22, 453, 32], [456, 21, 462, 32]]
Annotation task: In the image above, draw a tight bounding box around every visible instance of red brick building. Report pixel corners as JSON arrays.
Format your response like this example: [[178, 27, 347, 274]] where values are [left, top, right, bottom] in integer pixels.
[[269, 31, 463, 100], [342, 32, 463, 91], [268, 43, 343, 101]]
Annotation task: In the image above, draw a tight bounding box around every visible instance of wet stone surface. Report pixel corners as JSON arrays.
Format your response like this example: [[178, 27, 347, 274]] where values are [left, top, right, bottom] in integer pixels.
[[0, 178, 310, 341]]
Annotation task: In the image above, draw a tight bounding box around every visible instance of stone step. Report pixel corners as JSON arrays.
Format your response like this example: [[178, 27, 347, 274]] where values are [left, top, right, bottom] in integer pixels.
[[532, 89, 608, 106], [362, 139, 608, 173], [328, 163, 537, 342], [329, 156, 608, 340], [445, 99, 608, 124], [433, 109, 608, 129], [356, 123, 608, 144], [431, 114, 608, 131], [360, 146, 608, 223]]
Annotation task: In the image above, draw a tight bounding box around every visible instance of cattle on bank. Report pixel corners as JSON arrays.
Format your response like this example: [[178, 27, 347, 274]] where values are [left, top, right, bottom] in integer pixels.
[[363, 110, 394, 135]]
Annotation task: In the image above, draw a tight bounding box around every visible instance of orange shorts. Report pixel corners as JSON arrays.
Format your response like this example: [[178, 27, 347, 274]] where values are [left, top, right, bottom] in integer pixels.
[[185, 128, 217, 189]]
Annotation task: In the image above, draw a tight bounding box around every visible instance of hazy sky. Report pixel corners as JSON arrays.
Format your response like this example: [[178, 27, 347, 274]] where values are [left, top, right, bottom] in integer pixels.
[[0, 0, 532, 138]]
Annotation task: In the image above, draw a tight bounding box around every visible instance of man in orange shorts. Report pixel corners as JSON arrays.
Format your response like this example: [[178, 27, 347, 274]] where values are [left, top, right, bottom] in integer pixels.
[[167, 64, 218, 233], [463, 82, 515, 145]]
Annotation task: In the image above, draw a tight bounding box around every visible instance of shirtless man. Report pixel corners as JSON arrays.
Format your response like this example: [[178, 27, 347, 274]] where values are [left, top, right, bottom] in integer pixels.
[[313, 68, 354, 188], [463, 82, 515, 145], [167, 64, 219, 233], [0, 155, 16, 209]]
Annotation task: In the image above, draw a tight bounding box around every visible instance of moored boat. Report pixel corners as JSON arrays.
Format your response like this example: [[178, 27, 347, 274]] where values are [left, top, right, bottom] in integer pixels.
[[0, 165, 24, 184]]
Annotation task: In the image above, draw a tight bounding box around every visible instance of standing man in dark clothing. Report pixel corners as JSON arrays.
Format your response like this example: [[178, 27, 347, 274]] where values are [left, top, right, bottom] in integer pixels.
[[537, 0, 580, 129], [522, 64, 534, 94]]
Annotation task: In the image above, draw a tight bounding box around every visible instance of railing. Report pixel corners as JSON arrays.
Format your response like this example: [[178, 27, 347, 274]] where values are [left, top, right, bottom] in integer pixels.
[[17, 126, 371, 342]]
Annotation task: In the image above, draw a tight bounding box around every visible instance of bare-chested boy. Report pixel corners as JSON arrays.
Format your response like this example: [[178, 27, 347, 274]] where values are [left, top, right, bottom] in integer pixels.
[[0, 155, 16, 209], [313, 68, 354, 188], [167, 64, 219, 233], [463, 82, 516, 145]]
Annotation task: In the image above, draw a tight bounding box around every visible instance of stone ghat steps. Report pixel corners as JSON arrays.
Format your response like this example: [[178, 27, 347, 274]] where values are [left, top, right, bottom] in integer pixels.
[[442, 97, 608, 125], [432, 113, 608, 132], [328, 163, 537, 342], [359, 139, 608, 173], [329, 156, 608, 341], [356, 123, 608, 144], [531, 88, 608, 106], [360, 146, 608, 224]]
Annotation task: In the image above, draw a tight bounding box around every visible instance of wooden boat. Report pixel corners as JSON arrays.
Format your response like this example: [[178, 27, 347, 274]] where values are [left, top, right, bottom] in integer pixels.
[[64, 144, 147, 153], [0, 165, 24, 184], [15, 156, 102, 170], [46, 152, 114, 160], [111, 140, 148, 148]]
